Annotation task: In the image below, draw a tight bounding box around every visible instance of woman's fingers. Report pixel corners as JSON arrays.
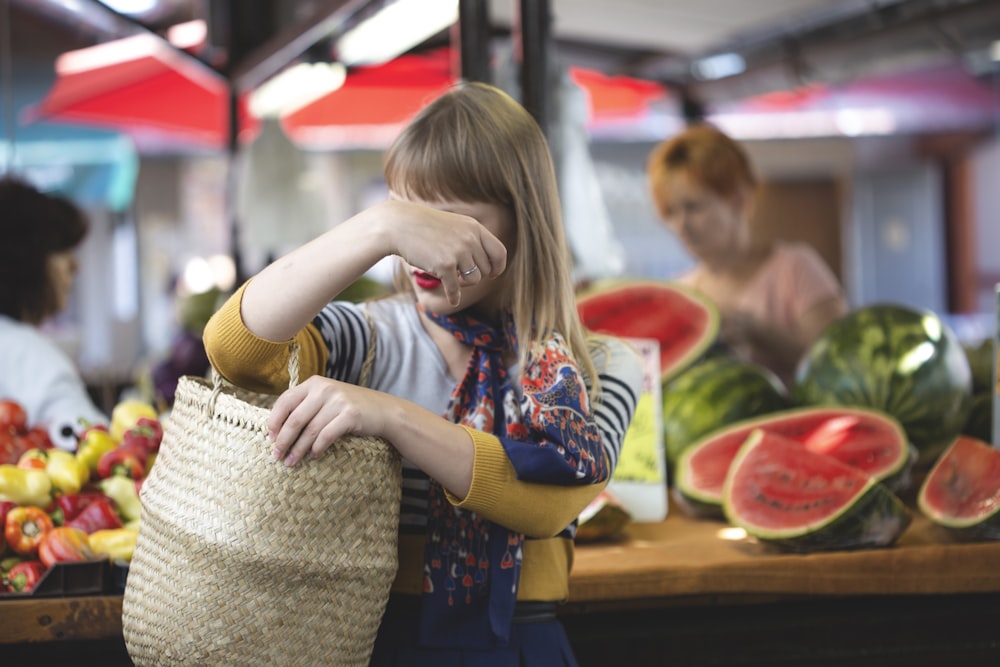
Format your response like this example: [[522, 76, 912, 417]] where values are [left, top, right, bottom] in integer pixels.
[[268, 378, 380, 466], [479, 229, 508, 278]]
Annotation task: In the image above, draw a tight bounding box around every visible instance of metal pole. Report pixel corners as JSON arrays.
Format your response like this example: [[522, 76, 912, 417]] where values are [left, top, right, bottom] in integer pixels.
[[456, 0, 491, 83], [517, 0, 551, 135]]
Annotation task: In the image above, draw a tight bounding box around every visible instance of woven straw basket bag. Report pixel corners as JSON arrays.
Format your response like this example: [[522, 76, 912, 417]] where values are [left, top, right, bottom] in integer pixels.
[[122, 345, 401, 666]]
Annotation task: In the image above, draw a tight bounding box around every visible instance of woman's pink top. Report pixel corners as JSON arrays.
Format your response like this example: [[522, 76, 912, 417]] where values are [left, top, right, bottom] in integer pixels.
[[680, 242, 844, 384]]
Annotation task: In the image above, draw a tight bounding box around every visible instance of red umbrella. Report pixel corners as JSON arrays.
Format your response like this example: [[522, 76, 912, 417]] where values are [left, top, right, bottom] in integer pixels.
[[23, 33, 259, 152]]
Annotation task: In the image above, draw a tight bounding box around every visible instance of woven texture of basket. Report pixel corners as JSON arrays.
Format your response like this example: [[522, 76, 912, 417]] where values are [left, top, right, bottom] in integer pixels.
[[122, 371, 402, 666]]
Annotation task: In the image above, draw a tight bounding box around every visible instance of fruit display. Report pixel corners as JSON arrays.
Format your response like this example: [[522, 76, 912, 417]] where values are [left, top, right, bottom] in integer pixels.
[[723, 430, 912, 552], [794, 303, 973, 466], [571, 289, 996, 556], [661, 355, 790, 468], [918, 435, 1000, 541], [0, 398, 159, 594], [577, 279, 720, 382], [674, 406, 913, 518]]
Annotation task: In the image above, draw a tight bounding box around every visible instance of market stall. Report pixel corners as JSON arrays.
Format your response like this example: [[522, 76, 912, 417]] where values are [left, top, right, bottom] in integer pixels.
[[4, 509, 1000, 666]]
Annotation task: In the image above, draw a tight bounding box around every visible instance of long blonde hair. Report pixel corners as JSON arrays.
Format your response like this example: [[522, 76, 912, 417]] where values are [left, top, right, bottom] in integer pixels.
[[383, 82, 598, 391]]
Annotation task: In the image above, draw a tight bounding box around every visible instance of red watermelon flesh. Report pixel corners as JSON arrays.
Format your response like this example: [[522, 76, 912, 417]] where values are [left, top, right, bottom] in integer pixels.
[[918, 436, 1000, 538], [675, 406, 911, 516], [576, 280, 719, 381], [723, 430, 911, 551]]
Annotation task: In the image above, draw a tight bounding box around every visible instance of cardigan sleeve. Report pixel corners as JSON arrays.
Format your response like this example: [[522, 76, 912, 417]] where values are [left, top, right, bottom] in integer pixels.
[[202, 280, 330, 395]]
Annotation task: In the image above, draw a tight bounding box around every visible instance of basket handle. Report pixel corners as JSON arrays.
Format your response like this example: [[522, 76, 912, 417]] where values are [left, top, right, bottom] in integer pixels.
[[208, 340, 301, 414]]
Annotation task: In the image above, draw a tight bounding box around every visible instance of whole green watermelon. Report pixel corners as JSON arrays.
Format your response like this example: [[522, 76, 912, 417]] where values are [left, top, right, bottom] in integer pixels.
[[662, 356, 790, 467], [794, 304, 972, 467]]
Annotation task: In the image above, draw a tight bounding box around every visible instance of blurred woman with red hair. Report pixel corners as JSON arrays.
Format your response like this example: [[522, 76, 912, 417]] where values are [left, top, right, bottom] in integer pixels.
[[647, 124, 849, 387]]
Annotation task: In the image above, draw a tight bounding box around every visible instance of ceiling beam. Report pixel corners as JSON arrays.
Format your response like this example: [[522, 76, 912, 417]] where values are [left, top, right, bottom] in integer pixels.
[[228, 0, 371, 92]]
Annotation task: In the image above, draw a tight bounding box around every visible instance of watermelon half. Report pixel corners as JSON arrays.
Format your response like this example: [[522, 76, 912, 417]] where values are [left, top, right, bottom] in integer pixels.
[[675, 406, 914, 518], [917, 435, 1000, 541], [576, 279, 719, 382], [794, 303, 972, 467], [723, 430, 912, 552]]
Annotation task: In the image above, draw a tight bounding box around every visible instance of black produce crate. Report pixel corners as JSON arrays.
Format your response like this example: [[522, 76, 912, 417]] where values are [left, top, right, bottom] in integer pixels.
[[0, 559, 111, 598]]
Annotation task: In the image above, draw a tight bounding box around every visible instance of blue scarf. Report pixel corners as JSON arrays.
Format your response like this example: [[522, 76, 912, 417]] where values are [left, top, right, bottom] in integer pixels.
[[418, 306, 606, 649]]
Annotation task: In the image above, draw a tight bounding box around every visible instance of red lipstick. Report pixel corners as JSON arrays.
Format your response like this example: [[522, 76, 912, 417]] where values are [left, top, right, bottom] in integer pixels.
[[413, 271, 442, 290]]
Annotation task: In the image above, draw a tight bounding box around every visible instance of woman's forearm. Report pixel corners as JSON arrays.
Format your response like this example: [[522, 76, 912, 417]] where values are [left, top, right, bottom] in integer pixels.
[[240, 207, 391, 341], [380, 398, 476, 499]]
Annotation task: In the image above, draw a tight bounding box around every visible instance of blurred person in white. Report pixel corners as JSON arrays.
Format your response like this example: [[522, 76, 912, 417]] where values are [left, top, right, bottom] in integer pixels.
[[0, 176, 108, 449]]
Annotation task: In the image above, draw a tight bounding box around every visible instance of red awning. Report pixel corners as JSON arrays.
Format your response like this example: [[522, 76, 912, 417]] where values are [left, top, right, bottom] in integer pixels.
[[568, 66, 669, 120], [282, 48, 670, 149], [280, 48, 457, 149], [24, 33, 259, 152]]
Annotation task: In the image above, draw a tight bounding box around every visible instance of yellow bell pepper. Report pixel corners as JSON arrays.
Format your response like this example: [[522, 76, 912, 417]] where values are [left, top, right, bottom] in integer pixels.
[[89, 527, 139, 562], [98, 475, 142, 523], [76, 428, 119, 476], [0, 465, 53, 507], [45, 449, 90, 495], [110, 400, 158, 442]]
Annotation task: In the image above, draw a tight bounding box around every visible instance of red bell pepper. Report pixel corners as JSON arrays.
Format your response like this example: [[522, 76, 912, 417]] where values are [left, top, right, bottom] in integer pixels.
[[97, 441, 151, 480], [38, 526, 95, 568], [5, 505, 55, 556], [124, 417, 163, 454], [5, 559, 46, 592], [52, 492, 111, 525], [65, 497, 123, 534]]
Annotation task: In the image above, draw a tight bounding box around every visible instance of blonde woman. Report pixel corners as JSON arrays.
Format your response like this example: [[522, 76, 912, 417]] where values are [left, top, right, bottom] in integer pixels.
[[205, 82, 642, 664]]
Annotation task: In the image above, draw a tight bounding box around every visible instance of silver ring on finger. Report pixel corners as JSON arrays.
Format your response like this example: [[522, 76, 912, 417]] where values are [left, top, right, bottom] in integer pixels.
[[460, 265, 479, 277]]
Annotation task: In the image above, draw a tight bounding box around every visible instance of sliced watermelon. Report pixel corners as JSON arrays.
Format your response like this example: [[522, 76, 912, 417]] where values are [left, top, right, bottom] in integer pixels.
[[675, 406, 914, 518], [918, 435, 1000, 541], [576, 279, 719, 381], [723, 430, 912, 552]]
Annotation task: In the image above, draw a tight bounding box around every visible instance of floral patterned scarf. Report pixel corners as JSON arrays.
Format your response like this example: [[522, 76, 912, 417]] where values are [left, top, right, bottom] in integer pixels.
[[418, 306, 606, 649]]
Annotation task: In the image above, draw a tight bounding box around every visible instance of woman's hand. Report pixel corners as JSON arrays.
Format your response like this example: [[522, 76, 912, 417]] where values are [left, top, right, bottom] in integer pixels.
[[267, 376, 391, 466], [377, 200, 508, 306], [266, 373, 475, 496], [718, 310, 758, 358]]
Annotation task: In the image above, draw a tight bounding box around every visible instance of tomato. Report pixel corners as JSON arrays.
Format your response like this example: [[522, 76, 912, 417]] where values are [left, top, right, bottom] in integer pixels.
[[0, 400, 28, 435], [0, 431, 29, 466], [21, 426, 55, 451], [37, 526, 95, 568]]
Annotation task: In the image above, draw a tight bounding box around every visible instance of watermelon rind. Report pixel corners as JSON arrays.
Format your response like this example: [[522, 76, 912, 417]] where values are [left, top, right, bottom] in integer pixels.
[[662, 356, 790, 468], [794, 304, 973, 468], [723, 430, 912, 553], [917, 436, 1000, 541], [576, 279, 720, 382], [674, 405, 914, 519]]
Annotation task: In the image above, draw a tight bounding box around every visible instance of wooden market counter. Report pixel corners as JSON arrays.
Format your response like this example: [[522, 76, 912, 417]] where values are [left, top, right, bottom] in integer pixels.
[[3, 510, 1000, 666]]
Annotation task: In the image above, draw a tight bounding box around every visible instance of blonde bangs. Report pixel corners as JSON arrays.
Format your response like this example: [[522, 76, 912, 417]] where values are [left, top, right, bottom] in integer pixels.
[[383, 82, 599, 395]]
